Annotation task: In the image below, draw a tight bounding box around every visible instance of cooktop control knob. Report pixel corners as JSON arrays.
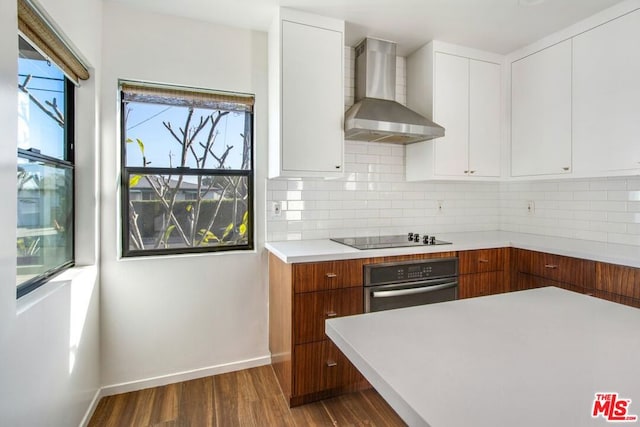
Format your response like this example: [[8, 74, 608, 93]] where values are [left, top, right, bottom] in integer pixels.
[[430, 236, 436, 245], [413, 233, 420, 242], [408, 232, 414, 241], [423, 235, 429, 244]]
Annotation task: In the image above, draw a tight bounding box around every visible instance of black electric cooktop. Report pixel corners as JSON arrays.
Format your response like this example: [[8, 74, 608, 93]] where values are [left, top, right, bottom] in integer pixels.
[[331, 233, 452, 250]]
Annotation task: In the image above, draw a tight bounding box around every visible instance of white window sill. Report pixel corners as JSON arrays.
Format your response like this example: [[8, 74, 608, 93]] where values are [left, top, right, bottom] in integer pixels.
[[17, 265, 98, 315]]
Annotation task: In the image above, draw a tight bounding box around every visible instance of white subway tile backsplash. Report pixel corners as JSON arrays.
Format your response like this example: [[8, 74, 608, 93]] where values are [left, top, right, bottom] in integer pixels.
[[285, 211, 302, 221], [610, 191, 640, 201], [575, 230, 608, 242], [589, 221, 627, 233], [608, 233, 640, 246], [573, 191, 607, 201], [589, 201, 627, 212], [558, 181, 590, 191], [627, 179, 640, 190], [590, 179, 627, 191], [608, 212, 640, 223], [499, 177, 640, 246]]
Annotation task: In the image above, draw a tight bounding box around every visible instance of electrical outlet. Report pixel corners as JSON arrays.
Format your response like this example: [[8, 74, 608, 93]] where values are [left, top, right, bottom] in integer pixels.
[[527, 200, 535, 214], [272, 202, 282, 217]]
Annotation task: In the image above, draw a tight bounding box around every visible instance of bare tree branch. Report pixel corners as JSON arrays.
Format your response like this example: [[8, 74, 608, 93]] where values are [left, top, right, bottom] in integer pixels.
[[128, 201, 145, 250], [196, 180, 233, 246]]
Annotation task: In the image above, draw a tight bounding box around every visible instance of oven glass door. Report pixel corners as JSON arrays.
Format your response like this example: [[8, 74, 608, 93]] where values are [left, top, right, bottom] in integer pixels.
[[364, 279, 458, 312]]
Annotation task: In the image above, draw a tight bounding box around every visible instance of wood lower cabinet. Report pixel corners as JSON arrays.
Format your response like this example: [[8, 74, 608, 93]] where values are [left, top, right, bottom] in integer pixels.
[[458, 248, 509, 299], [293, 287, 363, 344], [269, 247, 638, 408], [594, 262, 640, 308], [269, 254, 368, 407], [293, 340, 362, 396], [269, 251, 456, 407], [292, 260, 363, 292], [512, 249, 595, 295], [512, 271, 586, 295]]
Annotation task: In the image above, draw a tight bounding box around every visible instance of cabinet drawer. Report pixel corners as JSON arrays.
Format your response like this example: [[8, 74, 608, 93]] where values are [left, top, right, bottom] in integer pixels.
[[515, 249, 595, 289], [513, 272, 589, 295], [293, 288, 363, 344], [596, 262, 640, 300], [293, 340, 360, 396], [293, 260, 364, 292], [592, 290, 640, 309], [459, 272, 506, 299], [459, 248, 505, 274]]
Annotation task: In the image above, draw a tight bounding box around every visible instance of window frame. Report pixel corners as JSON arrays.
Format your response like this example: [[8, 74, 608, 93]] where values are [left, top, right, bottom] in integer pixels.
[[16, 73, 75, 299], [119, 84, 255, 258]]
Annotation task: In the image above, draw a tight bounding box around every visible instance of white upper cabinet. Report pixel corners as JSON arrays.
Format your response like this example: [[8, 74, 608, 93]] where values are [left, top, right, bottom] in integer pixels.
[[469, 59, 501, 177], [433, 53, 470, 177], [268, 9, 344, 178], [511, 40, 572, 177], [407, 42, 502, 181], [572, 9, 640, 174]]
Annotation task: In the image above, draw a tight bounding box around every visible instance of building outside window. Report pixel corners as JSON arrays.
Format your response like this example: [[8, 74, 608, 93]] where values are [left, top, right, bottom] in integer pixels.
[[17, 35, 75, 297], [120, 82, 254, 257]]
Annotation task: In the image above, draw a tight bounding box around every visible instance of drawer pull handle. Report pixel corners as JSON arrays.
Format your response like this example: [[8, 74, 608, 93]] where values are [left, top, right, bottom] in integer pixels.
[[325, 273, 337, 278], [326, 311, 337, 318], [326, 361, 337, 367], [544, 264, 558, 269], [478, 259, 489, 263]]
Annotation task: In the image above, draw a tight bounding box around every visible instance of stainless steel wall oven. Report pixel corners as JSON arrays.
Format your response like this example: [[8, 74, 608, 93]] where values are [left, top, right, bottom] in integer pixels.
[[363, 257, 458, 312]]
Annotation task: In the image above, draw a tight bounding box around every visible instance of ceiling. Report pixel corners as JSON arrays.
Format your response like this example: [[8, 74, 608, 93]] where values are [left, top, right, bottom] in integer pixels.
[[106, 0, 626, 55]]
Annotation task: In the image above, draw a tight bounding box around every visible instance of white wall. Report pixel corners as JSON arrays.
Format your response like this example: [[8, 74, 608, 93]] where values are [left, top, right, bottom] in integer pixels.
[[0, 0, 102, 425], [99, 2, 269, 390]]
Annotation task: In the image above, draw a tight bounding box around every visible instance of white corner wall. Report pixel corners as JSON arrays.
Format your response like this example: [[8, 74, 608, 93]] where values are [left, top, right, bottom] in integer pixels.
[[0, 0, 102, 425], [99, 2, 269, 390]]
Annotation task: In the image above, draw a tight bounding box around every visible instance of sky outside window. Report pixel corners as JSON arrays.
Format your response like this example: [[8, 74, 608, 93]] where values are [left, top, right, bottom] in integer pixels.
[[124, 102, 248, 176]]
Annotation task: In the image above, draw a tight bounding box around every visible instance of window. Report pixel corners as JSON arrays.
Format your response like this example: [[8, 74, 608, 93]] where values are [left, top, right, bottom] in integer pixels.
[[16, 0, 89, 298], [17, 35, 74, 296], [120, 82, 254, 257]]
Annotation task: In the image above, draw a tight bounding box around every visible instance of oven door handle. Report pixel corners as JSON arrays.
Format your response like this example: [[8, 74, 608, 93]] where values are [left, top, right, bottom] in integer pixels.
[[371, 281, 458, 298]]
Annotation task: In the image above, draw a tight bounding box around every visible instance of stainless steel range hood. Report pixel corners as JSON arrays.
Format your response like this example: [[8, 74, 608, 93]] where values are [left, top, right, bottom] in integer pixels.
[[344, 38, 445, 144]]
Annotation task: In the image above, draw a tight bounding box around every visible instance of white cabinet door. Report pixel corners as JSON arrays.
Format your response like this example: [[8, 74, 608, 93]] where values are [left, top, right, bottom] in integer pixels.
[[281, 20, 343, 175], [573, 9, 640, 173], [407, 43, 502, 181], [433, 52, 469, 177], [469, 60, 501, 177], [511, 40, 572, 177]]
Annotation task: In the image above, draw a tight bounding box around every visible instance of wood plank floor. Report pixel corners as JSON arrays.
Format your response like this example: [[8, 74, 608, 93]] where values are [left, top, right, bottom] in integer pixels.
[[88, 365, 407, 426]]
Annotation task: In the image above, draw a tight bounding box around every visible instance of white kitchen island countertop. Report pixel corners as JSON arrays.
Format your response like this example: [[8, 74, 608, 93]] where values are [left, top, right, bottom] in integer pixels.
[[265, 231, 640, 268], [326, 287, 640, 427]]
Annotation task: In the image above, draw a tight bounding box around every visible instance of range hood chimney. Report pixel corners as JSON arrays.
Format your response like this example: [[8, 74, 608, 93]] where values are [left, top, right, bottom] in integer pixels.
[[344, 38, 445, 144]]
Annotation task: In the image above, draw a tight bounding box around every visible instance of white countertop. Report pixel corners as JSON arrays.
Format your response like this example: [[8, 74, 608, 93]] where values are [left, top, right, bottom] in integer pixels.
[[326, 287, 640, 427], [265, 231, 640, 268]]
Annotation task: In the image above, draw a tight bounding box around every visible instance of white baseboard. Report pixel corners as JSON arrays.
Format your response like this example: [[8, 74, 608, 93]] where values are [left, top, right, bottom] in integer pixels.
[[79, 388, 104, 427], [79, 355, 272, 426], [100, 354, 272, 397]]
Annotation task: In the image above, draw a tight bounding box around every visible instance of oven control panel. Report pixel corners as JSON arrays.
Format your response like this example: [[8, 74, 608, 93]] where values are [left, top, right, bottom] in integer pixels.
[[364, 257, 458, 286]]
